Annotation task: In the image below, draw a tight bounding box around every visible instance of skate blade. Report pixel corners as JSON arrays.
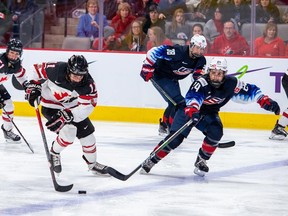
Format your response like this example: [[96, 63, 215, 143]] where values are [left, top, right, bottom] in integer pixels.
[[5, 139, 22, 144], [193, 168, 206, 177], [139, 168, 150, 175], [90, 170, 111, 177], [269, 133, 286, 140]]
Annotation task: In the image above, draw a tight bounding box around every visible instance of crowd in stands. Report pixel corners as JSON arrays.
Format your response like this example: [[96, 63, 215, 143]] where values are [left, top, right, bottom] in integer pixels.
[[0, 0, 288, 56]]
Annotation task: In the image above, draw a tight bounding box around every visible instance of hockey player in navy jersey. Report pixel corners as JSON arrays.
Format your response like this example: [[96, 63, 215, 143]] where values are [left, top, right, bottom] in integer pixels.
[[270, 70, 288, 140], [140, 34, 207, 136], [25, 55, 108, 175], [141, 57, 280, 177], [0, 38, 28, 143]]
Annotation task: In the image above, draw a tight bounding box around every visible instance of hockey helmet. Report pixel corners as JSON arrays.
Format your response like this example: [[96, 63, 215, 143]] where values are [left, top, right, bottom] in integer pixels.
[[67, 55, 88, 76], [207, 57, 228, 88], [190, 34, 207, 49], [208, 57, 228, 73], [6, 38, 23, 64]]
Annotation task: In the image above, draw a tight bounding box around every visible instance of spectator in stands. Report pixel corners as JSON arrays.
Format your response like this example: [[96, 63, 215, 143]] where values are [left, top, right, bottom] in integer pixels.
[[286, 43, 288, 56], [191, 0, 216, 22], [281, 9, 288, 23], [188, 23, 209, 52], [121, 19, 147, 51], [204, 5, 238, 46], [146, 26, 173, 50], [110, 2, 136, 41], [256, 0, 281, 23], [104, 0, 134, 20], [92, 26, 122, 51], [104, 0, 119, 20], [77, 0, 109, 41], [166, 8, 191, 43], [223, 0, 251, 29], [142, 4, 166, 34], [209, 20, 249, 55], [131, 0, 157, 19], [157, 0, 188, 21], [0, 1, 12, 45], [8, 0, 39, 39], [254, 22, 285, 56]]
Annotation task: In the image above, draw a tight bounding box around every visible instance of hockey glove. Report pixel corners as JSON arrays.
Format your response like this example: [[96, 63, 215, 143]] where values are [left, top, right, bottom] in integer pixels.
[[0, 97, 5, 109], [185, 106, 201, 123], [257, 95, 280, 115], [140, 64, 154, 82], [45, 109, 74, 133], [24, 80, 42, 107]]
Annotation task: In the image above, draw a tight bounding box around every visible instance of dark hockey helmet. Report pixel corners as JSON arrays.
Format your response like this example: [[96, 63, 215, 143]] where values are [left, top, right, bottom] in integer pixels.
[[207, 57, 228, 88], [67, 55, 89, 86], [6, 38, 23, 64], [67, 55, 88, 76]]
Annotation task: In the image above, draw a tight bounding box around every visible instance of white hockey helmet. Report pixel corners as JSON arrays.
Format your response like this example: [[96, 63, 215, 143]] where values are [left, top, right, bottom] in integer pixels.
[[190, 34, 207, 49], [207, 57, 228, 88], [208, 57, 228, 72]]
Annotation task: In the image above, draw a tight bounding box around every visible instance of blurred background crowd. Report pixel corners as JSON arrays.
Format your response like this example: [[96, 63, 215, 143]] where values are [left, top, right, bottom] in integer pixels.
[[0, 0, 288, 56]]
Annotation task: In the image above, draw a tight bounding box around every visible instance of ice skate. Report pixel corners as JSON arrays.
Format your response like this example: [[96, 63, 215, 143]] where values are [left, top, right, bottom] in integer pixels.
[[140, 157, 155, 174], [269, 121, 287, 140], [194, 155, 209, 177], [82, 155, 109, 176], [1, 124, 21, 143], [158, 118, 169, 136], [50, 149, 62, 173]]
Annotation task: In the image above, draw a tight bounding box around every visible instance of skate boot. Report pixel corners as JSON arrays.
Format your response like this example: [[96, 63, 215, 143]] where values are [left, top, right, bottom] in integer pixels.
[[194, 155, 209, 177], [158, 118, 169, 136], [269, 121, 287, 140], [1, 124, 21, 143], [140, 157, 155, 174], [50, 149, 62, 173], [82, 155, 109, 176]]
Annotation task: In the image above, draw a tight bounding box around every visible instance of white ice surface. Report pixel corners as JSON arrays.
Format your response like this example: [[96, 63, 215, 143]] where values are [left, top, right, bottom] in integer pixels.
[[0, 117, 287, 216]]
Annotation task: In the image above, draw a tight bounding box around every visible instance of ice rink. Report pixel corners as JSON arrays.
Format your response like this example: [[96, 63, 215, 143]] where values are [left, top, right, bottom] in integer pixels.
[[0, 117, 287, 216]]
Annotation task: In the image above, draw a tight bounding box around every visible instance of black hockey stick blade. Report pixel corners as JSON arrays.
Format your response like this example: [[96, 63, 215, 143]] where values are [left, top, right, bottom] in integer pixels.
[[106, 164, 142, 181], [218, 141, 235, 148], [48, 163, 74, 192]]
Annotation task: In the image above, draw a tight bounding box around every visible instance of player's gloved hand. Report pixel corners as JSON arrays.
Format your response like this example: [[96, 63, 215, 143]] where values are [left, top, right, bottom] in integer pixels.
[[24, 80, 42, 107], [140, 64, 154, 82], [257, 95, 280, 115], [184, 106, 200, 122], [0, 97, 5, 109], [45, 109, 74, 133]]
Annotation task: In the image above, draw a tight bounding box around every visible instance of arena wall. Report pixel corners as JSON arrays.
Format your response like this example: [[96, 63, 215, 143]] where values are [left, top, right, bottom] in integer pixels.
[[1, 48, 287, 129]]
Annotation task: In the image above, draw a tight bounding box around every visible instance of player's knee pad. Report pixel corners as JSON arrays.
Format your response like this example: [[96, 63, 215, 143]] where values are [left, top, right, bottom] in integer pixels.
[[58, 124, 77, 144], [3, 99, 14, 113], [79, 133, 96, 153], [80, 134, 97, 163]]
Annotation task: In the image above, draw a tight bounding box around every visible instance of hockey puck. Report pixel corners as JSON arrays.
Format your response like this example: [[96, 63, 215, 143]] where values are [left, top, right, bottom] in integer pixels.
[[78, 190, 87, 194]]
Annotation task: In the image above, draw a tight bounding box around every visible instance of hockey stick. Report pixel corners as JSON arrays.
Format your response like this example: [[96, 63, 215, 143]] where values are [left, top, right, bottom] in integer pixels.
[[2, 107, 34, 153], [106, 118, 200, 181], [150, 78, 235, 148], [34, 101, 73, 192]]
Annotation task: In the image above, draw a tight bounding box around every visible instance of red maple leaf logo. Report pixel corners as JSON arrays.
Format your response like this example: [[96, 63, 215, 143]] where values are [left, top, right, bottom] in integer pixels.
[[0, 77, 8, 82], [53, 91, 69, 100]]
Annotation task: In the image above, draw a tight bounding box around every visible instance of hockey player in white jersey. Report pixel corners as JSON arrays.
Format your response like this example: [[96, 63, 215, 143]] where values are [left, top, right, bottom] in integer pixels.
[[25, 55, 108, 175], [0, 38, 28, 143]]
